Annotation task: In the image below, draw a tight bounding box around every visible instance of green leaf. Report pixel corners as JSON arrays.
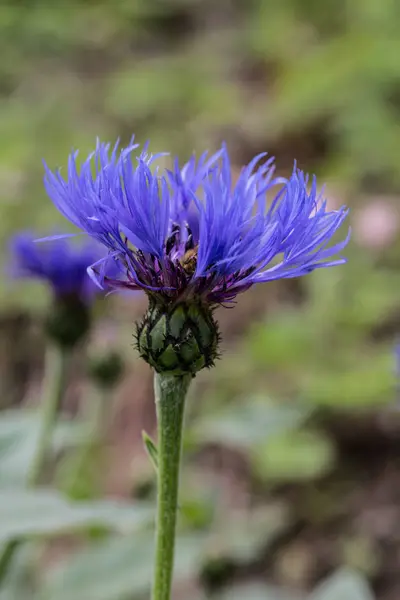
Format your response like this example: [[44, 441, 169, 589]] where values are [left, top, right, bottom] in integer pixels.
[[205, 505, 291, 564], [191, 400, 309, 450], [0, 489, 152, 543], [0, 410, 87, 487], [40, 532, 207, 600], [303, 352, 394, 409], [251, 431, 335, 483], [248, 312, 316, 369], [310, 568, 375, 600], [142, 430, 158, 473]]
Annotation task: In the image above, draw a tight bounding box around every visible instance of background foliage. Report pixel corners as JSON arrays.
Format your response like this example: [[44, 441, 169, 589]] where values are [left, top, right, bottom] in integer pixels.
[[1, 1, 399, 599]]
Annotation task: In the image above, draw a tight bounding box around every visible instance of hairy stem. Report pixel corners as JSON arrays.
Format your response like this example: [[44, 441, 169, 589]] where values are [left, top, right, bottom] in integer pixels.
[[151, 373, 191, 600]]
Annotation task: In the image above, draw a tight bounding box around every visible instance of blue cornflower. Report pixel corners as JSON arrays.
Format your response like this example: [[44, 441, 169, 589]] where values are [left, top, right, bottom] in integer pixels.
[[8, 233, 105, 347], [43, 139, 349, 307], [9, 232, 102, 303]]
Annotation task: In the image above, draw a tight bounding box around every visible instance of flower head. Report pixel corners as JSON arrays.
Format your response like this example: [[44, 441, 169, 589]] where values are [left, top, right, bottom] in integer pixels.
[[43, 139, 350, 308], [9, 232, 101, 303], [8, 232, 105, 347], [43, 138, 349, 372]]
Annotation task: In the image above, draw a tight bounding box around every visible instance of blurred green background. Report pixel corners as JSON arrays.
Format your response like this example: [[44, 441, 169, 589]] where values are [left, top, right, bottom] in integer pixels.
[[1, 1, 400, 599]]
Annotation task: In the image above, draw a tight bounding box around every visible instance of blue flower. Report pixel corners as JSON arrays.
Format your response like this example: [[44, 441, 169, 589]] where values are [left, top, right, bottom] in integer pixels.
[[9, 232, 102, 303], [43, 139, 349, 306]]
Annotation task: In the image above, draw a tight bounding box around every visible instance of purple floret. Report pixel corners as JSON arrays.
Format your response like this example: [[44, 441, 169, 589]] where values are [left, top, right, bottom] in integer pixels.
[[43, 138, 350, 306], [9, 233, 103, 302]]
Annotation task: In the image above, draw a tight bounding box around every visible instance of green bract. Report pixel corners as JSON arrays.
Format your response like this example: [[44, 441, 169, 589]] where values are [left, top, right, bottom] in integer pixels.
[[136, 302, 219, 376]]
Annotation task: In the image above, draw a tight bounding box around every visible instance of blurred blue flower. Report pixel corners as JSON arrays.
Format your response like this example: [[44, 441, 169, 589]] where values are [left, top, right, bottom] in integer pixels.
[[9, 232, 102, 303], [43, 139, 350, 305]]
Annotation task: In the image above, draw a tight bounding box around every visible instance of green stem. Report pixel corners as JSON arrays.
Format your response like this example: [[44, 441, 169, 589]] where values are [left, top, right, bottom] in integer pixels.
[[28, 345, 69, 485], [63, 386, 109, 495], [87, 385, 109, 444], [0, 541, 19, 584], [151, 373, 191, 600], [0, 344, 68, 585]]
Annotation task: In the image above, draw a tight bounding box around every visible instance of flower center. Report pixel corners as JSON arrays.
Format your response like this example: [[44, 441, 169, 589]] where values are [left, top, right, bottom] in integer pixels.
[[165, 222, 198, 275]]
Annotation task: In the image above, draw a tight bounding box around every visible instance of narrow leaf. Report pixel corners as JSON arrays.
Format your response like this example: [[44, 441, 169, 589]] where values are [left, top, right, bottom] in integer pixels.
[[142, 431, 158, 473]]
